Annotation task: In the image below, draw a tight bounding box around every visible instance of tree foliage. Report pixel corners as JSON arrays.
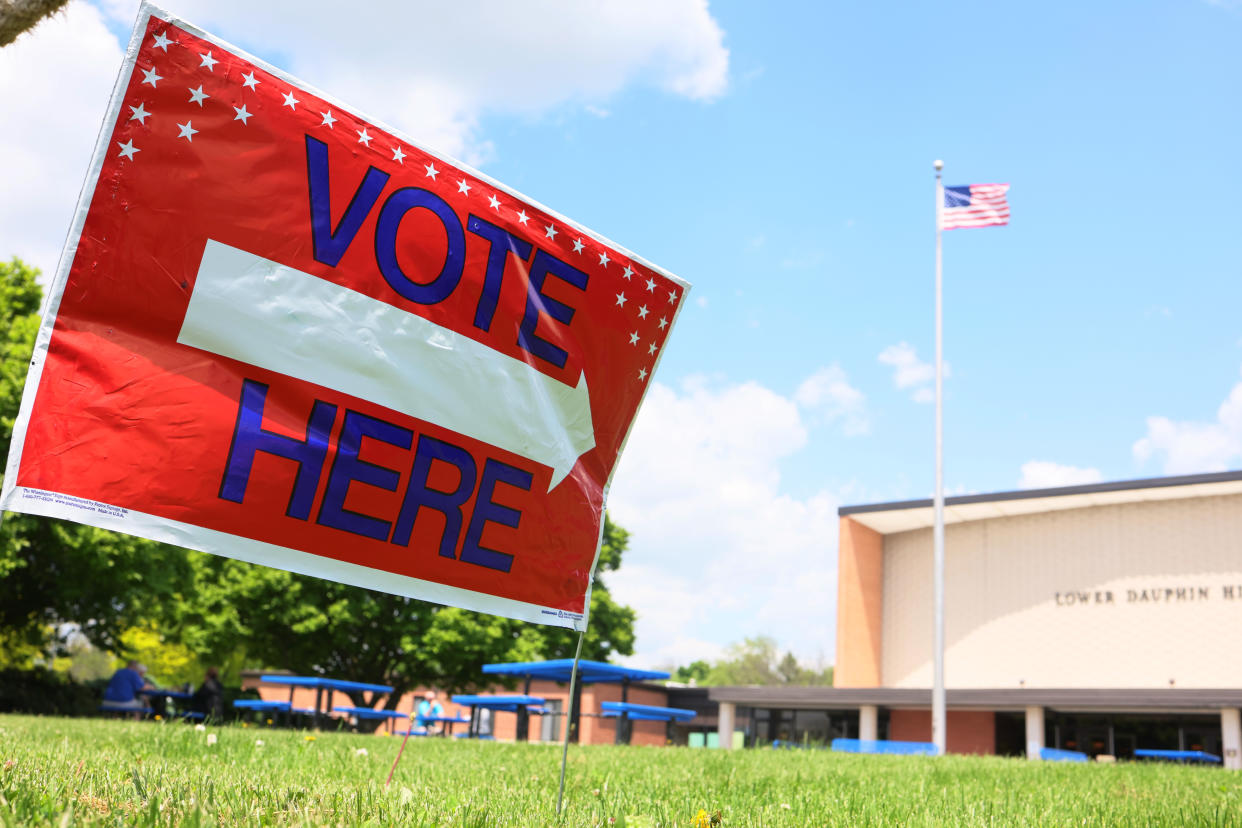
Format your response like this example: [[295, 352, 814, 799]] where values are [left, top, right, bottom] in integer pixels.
[[0, 258, 193, 654], [674, 636, 833, 687], [162, 514, 637, 706]]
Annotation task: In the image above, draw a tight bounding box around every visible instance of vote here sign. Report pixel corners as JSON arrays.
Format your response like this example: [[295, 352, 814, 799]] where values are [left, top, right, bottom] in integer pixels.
[[0, 3, 689, 629]]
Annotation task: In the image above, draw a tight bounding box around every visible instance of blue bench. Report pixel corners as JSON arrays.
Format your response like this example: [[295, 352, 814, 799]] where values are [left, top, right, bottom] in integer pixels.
[[1134, 749, 1221, 764], [1040, 747, 1088, 762], [232, 700, 291, 712], [832, 738, 938, 755], [333, 706, 408, 720], [599, 701, 696, 722]]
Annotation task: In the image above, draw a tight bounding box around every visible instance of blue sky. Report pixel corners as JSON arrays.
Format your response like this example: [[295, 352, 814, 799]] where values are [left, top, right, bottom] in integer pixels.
[[2, 0, 1240, 669]]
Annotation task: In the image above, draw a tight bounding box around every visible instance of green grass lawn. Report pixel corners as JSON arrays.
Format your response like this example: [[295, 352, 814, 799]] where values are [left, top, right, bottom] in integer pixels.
[[1, 713, 1240, 827]]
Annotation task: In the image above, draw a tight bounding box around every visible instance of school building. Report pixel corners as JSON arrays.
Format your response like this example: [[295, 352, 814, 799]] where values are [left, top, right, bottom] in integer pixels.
[[698, 470, 1242, 767]]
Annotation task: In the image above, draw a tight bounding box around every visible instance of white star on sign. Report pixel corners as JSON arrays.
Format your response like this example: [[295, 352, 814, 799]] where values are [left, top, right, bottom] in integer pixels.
[[615, 292, 627, 307], [648, 342, 658, 355], [177, 120, 198, 141], [545, 224, 558, 240], [572, 238, 584, 254], [622, 266, 633, 280], [645, 278, 657, 292], [199, 51, 218, 71], [488, 194, 501, 210], [241, 71, 260, 91], [638, 367, 648, 381], [141, 67, 162, 87], [658, 316, 668, 330], [116, 139, 139, 160], [392, 146, 406, 164], [233, 105, 251, 124], [151, 31, 172, 51], [599, 252, 610, 267], [128, 103, 150, 124], [424, 163, 439, 180], [188, 85, 209, 106], [320, 111, 336, 128], [357, 128, 372, 146], [457, 179, 471, 195], [629, 332, 639, 346], [515, 209, 529, 225], [668, 289, 678, 303], [282, 91, 299, 109], [637, 305, 649, 319]]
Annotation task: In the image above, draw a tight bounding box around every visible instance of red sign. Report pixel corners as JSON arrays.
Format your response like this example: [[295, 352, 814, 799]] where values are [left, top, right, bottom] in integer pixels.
[[0, 6, 688, 627]]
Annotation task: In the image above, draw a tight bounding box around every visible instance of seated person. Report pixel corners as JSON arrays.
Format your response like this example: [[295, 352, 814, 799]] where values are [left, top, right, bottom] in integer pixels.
[[191, 666, 224, 720], [415, 690, 444, 733], [101, 660, 154, 718]]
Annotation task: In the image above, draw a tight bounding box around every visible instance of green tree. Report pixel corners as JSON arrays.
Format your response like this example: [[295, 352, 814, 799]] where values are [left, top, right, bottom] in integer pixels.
[[161, 513, 637, 708], [0, 257, 193, 655], [678, 636, 834, 687], [672, 659, 712, 685]]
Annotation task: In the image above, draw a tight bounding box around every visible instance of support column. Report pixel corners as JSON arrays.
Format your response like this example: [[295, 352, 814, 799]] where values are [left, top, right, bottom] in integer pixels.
[[1025, 705, 1045, 760], [717, 702, 736, 750], [1222, 708, 1241, 771], [859, 705, 878, 742]]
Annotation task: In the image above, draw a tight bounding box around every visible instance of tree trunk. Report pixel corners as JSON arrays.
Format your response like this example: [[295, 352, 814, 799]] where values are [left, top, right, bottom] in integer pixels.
[[1, 0, 72, 47]]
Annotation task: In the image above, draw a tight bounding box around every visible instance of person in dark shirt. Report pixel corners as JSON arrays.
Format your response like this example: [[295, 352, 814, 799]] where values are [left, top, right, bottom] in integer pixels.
[[101, 661, 153, 719], [192, 666, 224, 721]]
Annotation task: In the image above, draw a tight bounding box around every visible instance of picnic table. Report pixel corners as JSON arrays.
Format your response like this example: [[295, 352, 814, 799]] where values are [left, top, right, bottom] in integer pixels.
[[451, 695, 545, 739], [333, 705, 409, 734], [481, 660, 670, 744], [1134, 749, 1222, 764], [140, 688, 198, 719], [260, 675, 393, 727]]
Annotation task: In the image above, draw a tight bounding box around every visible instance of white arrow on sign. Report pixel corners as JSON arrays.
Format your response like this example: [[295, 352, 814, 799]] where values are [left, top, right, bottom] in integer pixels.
[[178, 239, 595, 491]]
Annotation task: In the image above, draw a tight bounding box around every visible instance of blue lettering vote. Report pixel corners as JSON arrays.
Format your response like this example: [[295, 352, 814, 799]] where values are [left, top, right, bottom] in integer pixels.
[[304, 135, 587, 368]]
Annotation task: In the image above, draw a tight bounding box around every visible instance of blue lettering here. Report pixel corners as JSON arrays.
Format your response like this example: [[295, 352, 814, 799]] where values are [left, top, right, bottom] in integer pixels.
[[219, 381, 530, 574], [460, 459, 533, 573], [316, 410, 413, 542], [390, 435, 477, 558], [219, 379, 338, 520]]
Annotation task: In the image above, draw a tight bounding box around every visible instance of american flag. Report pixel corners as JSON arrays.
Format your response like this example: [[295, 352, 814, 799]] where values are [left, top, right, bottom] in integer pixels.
[[940, 183, 1010, 230]]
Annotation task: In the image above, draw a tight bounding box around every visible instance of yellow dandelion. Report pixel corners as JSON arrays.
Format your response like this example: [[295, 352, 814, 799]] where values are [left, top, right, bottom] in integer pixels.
[[693, 810, 710, 828], [304, 734, 317, 742], [266, 718, 273, 726], [153, 715, 162, 721]]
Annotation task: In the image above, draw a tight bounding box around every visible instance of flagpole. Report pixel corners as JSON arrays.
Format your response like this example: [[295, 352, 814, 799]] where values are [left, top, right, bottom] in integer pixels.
[[932, 159, 946, 756]]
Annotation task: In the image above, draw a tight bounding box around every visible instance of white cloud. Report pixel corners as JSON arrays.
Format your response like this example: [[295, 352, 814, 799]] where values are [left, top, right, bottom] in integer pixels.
[[99, 0, 728, 162], [0, 3, 124, 278], [878, 342, 948, 403], [4, 0, 729, 279], [1018, 461, 1103, 490], [794, 364, 868, 436], [1133, 365, 1242, 473], [607, 376, 840, 668]]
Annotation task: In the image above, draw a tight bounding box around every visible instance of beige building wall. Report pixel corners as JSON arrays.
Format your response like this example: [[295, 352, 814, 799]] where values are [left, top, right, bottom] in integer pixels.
[[881, 493, 1242, 688]]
